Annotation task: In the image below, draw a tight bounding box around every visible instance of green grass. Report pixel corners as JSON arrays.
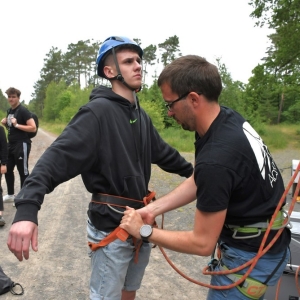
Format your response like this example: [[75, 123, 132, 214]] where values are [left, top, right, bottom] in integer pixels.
[[259, 126, 288, 151], [39, 120, 66, 136], [39, 119, 299, 153], [261, 123, 300, 152], [159, 127, 195, 152]]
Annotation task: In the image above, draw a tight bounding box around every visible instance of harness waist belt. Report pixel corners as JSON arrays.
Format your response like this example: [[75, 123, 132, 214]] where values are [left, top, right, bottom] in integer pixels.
[[225, 210, 289, 239], [88, 191, 156, 264], [91, 193, 144, 209]]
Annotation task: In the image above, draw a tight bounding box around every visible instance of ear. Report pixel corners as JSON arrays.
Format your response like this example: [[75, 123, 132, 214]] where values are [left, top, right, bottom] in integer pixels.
[[103, 66, 115, 79], [189, 92, 201, 108]]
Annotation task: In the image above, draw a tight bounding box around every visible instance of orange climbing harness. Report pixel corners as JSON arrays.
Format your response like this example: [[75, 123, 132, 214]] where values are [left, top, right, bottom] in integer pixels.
[[87, 191, 156, 263]]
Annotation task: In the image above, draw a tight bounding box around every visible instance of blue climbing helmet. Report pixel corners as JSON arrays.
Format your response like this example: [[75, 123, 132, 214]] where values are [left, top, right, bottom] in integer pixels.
[[96, 36, 143, 78]]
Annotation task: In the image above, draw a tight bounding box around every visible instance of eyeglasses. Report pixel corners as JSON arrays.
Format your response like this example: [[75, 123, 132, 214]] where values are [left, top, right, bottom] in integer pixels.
[[165, 92, 190, 112]]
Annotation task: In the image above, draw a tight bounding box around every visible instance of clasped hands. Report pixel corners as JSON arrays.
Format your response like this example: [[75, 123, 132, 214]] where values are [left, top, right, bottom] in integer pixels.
[[120, 206, 155, 239]]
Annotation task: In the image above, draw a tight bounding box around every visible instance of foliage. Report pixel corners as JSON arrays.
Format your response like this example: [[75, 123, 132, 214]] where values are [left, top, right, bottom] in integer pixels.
[[29, 36, 184, 119], [217, 58, 246, 116], [30, 40, 100, 119], [0, 89, 9, 112], [24, 21, 300, 131], [139, 100, 164, 132], [142, 44, 157, 84], [282, 98, 300, 123], [249, 0, 300, 77], [139, 81, 180, 129], [159, 127, 195, 152], [139, 85, 164, 131], [247, 0, 300, 124], [59, 85, 93, 122], [43, 80, 68, 121], [158, 35, 181, 67], [63, 40, 100, 87], [244, 64, 275, 124]]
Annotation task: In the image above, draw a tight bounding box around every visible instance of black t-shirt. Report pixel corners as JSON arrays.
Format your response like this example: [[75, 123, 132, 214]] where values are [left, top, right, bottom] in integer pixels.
[[194, 106, 290, 253], [7, 105, 32, 143]]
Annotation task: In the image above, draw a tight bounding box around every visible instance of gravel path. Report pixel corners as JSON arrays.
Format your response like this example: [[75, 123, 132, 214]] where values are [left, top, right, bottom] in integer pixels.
[[0, 128, 299, 300]]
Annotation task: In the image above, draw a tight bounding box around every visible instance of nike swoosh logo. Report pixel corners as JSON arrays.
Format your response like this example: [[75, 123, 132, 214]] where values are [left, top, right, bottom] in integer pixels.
[[130, 119, 137, 124]]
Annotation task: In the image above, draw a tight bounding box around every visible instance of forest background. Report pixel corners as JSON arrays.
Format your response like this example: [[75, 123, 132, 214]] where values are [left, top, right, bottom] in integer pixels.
[[0, 0, 299, 152]]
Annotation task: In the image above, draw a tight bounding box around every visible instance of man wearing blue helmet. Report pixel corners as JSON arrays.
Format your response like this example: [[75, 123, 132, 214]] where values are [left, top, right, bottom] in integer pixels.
[[7, 36, 193, 300]]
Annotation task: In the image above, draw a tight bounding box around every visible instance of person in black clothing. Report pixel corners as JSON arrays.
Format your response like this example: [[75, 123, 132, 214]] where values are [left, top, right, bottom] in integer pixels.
[[0, 126, 8, 226], [7, 37, 193, 300], [1, 87, 36, 205], [120, 55, 291, 300]]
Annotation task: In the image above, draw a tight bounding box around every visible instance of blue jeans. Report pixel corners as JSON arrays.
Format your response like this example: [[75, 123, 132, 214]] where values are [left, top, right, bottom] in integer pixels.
[[87, 219, 151, 300], [207, 242, 290, 299]]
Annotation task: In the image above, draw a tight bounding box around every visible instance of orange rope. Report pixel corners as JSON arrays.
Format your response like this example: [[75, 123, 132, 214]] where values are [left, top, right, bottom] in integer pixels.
[[275, 276, 282, 299], [156, 162, 300, 294]]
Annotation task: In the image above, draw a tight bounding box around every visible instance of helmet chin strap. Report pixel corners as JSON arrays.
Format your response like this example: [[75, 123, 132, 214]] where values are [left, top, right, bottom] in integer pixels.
[[111, 48, 140, 109]]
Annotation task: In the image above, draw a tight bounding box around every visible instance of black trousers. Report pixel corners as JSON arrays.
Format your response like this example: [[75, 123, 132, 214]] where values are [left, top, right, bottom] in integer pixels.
[[5, 142, 31, 195], [0, 174, 3, 211]]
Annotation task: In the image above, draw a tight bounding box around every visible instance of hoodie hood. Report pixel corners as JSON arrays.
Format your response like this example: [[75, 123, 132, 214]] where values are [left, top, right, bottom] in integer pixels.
[[89, 85, 134, 107]]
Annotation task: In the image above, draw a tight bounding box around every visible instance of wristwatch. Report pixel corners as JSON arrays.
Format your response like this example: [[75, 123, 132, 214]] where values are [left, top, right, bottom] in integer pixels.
[[139, 224, 153, 243]]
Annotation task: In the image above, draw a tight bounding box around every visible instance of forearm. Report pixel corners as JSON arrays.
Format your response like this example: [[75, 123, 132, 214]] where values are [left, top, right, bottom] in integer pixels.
[[147, 175, 196, 217], [148, 228, 210, 256], [147, 208, 223, 256], [1, 165, 7, 174], [14, 123, 36, 132]]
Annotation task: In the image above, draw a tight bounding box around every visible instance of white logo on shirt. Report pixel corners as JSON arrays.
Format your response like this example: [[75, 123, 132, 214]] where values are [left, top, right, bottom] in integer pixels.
[[7, 114, 14, 127], [243, 122, 278, 187]]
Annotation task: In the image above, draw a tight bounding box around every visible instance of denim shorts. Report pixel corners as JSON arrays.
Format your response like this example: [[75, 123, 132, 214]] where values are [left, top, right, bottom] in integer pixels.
[[87, 219, 151, 300], [206, 242, 290, 300]]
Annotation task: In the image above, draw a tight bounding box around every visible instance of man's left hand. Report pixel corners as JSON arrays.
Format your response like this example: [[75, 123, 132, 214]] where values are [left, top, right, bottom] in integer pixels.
[[120, 207, 144, 239]]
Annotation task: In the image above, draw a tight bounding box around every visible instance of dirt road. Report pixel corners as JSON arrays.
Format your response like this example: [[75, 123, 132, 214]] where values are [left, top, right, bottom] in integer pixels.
[[0, 128, 299, 300]]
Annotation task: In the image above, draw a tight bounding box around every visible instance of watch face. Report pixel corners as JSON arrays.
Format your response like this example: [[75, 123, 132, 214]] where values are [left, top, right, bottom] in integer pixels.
[[140, 225, 152, 238]]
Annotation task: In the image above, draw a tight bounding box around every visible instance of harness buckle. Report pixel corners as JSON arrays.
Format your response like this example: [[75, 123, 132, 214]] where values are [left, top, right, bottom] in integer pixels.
[[232, 228, 262, 239]]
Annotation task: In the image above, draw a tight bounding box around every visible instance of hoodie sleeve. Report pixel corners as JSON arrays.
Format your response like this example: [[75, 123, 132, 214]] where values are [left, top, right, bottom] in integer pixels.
[[13, 106, 101, 225], [149, 120, 193, 178], [0, 126, 8, 165]]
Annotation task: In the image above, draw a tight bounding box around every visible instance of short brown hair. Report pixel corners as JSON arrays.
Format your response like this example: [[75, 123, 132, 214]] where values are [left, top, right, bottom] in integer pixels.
[[158, 55, 222, 102], [5, 87, 21, 97]]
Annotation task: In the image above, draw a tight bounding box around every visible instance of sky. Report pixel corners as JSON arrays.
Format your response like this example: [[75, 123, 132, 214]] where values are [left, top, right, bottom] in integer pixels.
[[0, 0, 272, 103]]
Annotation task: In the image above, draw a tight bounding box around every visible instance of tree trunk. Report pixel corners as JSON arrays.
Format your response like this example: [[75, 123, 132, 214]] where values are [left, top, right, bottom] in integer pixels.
[[277, 92, 284, 124]]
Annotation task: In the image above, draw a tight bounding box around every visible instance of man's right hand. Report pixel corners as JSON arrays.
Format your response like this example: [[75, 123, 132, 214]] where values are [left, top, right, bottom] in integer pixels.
[[7, 221, 38, 261]]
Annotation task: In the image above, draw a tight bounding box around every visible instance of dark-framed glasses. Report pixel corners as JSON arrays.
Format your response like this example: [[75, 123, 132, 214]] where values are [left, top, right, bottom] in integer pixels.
[[165, 92, 190, 112]]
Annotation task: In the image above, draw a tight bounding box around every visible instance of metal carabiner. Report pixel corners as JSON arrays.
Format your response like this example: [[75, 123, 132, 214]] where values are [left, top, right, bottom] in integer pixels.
[[232, 228, 262, 239]]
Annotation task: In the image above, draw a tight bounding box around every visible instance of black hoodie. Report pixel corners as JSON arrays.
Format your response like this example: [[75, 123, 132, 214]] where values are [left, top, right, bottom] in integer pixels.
[[14, 86, 193, 231]]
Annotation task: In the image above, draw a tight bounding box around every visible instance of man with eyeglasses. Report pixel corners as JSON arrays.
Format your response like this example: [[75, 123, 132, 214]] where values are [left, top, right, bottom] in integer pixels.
[[120, 55, 291, 299]]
